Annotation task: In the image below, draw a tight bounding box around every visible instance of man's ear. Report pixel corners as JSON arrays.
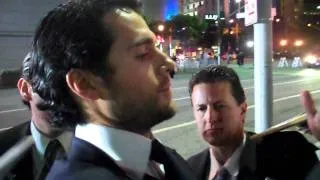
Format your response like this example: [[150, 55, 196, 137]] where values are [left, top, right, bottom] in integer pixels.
[[66, 69, 100, 100], [240, 101, 248, 123], [17, 78, 32, 101]]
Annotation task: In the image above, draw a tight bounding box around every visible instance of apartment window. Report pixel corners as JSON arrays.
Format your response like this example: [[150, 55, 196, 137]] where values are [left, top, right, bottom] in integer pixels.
[[200, 1, 204, 5]]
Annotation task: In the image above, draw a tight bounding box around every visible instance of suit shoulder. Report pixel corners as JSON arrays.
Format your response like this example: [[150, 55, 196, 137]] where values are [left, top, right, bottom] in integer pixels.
[[260, 131, 317, 150], [0, 122, 30, 155], [47, 159, 125, 180]]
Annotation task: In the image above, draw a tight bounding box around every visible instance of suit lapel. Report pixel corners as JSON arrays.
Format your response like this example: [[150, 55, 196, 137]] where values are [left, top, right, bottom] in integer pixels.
[[238, 136, 260, 180], [187, 148, 210, 179]]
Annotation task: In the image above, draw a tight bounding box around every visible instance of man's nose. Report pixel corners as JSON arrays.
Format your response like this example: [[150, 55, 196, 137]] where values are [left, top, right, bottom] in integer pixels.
[[204, 106, 217, 124], [157, 52, 176, 77]]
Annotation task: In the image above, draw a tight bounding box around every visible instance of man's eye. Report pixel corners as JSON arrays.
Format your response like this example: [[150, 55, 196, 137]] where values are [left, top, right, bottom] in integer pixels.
[[136, 53, 148, 59], [214, 104, 225, 110], [197, 106, 207, 112]]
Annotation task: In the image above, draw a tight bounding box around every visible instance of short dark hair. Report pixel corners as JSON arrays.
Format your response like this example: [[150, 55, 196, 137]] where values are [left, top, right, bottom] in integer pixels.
[[31, 0, 142, 128], [188, 65, 246, 105], [20, 52, 33, 108]]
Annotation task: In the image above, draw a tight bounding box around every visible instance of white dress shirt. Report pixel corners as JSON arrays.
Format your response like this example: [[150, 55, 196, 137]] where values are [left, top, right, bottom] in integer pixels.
[[30, 121, 73, 177], [75, 123, 163, 180], [209, 134, 246, 180]]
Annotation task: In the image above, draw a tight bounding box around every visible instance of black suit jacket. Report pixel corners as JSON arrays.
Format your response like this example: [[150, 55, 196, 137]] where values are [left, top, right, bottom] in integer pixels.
[[188, 131, 318, 180], [307, 163, 320, 180], [46, 137, 197, 180], [0, 121, 34, 180]]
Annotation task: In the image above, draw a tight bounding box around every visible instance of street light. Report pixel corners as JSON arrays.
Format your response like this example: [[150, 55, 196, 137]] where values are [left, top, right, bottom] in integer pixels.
[[157, 24, 165, 52], [157, 24, 165, 32], [317, 5, 320, 9], [279, 39, 288, 47], [294, 40, 303, 47], [246, 41, 254, 48], [307, 23, 312, 27], [275, 18, 280, 23]]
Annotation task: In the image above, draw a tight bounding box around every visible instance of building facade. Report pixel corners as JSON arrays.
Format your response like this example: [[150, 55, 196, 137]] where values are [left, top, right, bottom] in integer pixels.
[[0, 0, 64, 70]]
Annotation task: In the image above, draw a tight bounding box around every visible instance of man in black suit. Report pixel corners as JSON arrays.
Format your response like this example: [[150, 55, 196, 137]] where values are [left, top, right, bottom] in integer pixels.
[[0, 53, 73, 180], [301, 91, 320, 180], [30, 0, 197, 179], [187, 65, 318, 180]]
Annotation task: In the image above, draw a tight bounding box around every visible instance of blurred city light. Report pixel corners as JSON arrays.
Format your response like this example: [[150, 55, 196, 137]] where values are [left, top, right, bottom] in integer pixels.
[[246, 41, 254, 48], [280, 39, 288, 46], [307, 23, 312, 27], [317, 5, 320, 9], [294, 40, 304, 47], [235, 0, 241, 3], [229, 19, 234, 23], [304, 55, 317, 64], [157, 24, 165, 32], [275, 18, 280, 23]]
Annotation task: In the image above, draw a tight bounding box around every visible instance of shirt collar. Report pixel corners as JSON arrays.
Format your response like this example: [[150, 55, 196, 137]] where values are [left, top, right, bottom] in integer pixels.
[[210, 134, 247, 177], [75, 123, 152, 179], [30, 121, 73, 157], [224, 133, 246, 176]]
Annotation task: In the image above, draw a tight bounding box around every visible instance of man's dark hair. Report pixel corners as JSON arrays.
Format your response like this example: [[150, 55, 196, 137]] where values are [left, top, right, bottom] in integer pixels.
[[188, 65, 246, 105], [20, 52, 34, 108], [31, 0, 142, 128]]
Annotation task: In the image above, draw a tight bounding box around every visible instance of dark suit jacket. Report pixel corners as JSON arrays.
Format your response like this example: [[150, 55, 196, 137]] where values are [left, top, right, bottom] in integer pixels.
[[306, 163, 320, 180], [46, 137, 197, 180], [188, 131, 318, 180], [0, 121, 34, 180]]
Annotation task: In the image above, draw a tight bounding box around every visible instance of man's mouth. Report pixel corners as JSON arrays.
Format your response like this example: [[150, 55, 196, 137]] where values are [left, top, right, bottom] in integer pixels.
[[205, 128, 223, 134]]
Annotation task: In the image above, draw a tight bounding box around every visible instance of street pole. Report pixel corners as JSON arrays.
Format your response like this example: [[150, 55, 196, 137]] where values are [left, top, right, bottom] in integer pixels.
[[217, 0, 221, 65], [254, 0, 273, 132]]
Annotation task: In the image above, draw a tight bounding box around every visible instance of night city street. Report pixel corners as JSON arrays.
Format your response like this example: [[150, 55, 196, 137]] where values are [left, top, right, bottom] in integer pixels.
[[1, 65, 320, 158]]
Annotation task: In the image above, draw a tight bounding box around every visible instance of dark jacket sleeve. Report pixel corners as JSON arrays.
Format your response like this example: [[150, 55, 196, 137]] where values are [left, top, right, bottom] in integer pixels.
[[257, 131, 318, 180]]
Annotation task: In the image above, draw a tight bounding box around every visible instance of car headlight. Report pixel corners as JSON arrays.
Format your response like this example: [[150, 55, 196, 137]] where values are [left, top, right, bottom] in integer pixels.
[[304, 55, 317, 64]]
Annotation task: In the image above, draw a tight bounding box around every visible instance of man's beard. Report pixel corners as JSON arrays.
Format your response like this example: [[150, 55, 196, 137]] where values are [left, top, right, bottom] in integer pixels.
[[109, 87, 176, 134]]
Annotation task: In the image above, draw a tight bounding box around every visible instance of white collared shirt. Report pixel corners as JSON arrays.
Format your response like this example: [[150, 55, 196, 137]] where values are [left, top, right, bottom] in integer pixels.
[[30, 121, 73, 177], [75, 123, 163, 180], [209, 134, 246, 180]]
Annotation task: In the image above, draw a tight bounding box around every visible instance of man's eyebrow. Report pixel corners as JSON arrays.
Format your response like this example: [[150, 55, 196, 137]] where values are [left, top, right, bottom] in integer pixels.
[[128, 37, 154, 50]]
